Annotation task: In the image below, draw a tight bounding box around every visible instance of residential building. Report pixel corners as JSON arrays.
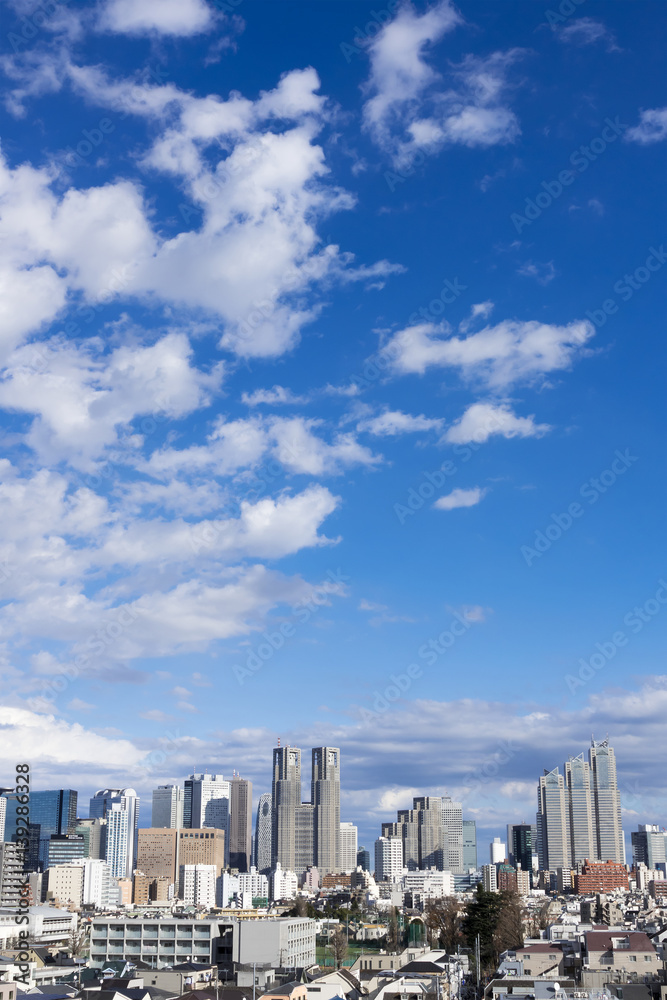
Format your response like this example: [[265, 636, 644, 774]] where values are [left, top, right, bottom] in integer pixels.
[[401, 869, 454, 903], [463, 820, 477, 870], [151, 785, 184, 829], [573, 859, 629, 892], [0, 842, 27, 908], [516, 868, 531, 894], [229, 775, 252, 872], [239, 866, 269, 900], [311, 747, 340, 876], [179, 863, 217, 907], [232, 916, 316, 969], [340, 822, 358, 873], [270, 863, 298, 901], [272, 746, 302, 872], [497, 862, 517, 892], [374, 836, 404, 881], [254, 792, 272, 873], [0, 796, 5, 842], [45, 857, 115, 909], [45, 863, 84, 909], [89, 788, 139, 878], [133, 873, 172, 905], [583, 930, 660, 975], [511, 942, 566, 978], [482, 864, 498, 892]]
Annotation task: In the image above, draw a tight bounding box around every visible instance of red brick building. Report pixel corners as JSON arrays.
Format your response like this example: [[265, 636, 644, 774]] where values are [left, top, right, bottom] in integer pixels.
[[574, 859, 629, 893]]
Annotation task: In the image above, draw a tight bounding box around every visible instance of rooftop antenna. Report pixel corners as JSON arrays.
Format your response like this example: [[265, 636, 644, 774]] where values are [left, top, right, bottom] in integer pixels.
[[277, 737, 281, 747]]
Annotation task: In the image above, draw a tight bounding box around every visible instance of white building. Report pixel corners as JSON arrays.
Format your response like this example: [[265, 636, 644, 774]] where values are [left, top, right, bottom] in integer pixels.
[[179, 864, 217, 908], [0, 797, 5, 842], [270, 863, 298, 901], [47, 858, 116, 909], [340, 822, 358, 874], [490, 838, 506, 864], [239, 866, 269, 900], [219, 871, 240, 907], [185, 774, 231, 863], [46, 864, 83, 908], [89, 788, 139, 879], [402, 869, 454, 902], [442, 796, 464, 872], [482, 864, 498, 892], [375, 836, 404, 881]]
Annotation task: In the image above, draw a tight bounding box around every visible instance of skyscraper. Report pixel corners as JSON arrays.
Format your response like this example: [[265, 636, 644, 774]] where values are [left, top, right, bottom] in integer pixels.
[[507, 823, 533, 873], [272, 745, 301, 871], [463, 820, 477, 870], [383, 796, 447, 871], [229, 776, 252, 872], [4, 789, 77, 870], [90, 788, 139, 879], [441, 796, 464, 872], [184, 774, 231, 829], [632, 825, 667, 869], [374, 836, 403, 880], [254, 792, 272, 873], [590, 739, 624, 863], [340, 822, 358, 873], [311, 747, 340, 876], [152, 785, 184, 829], [536, 739, 624, 870], [295, 803, 314, 875]]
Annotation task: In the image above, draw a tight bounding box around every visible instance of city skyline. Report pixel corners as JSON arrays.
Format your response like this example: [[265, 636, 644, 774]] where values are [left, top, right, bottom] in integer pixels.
[[0, 1, 665, 854]]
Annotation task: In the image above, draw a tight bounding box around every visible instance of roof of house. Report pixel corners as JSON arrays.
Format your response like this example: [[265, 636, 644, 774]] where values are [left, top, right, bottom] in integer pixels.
[[260, 983, 305, 996], [516, 943, 564, 954], [585, 931, 656, 953]]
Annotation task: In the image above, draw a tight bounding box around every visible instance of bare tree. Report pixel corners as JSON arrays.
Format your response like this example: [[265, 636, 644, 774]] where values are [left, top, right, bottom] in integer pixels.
[[493, 892, 524, 956], [330, 926, 348, 968], [426, 896, 462, 953], [294, 896, 308, 918], [386, 906, 400, 953], [67, 924, 89, 960]]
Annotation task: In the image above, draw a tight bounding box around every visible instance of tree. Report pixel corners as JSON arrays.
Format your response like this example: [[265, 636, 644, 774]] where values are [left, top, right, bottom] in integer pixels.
[[493, 892, 524, 955], [330, 926, 348, 968], [294, 896, 308, 918], [425, 896, 462, 953], [385, 906, 401, 953], [463, 886, 526, 977], [67, 923, 89, 960]]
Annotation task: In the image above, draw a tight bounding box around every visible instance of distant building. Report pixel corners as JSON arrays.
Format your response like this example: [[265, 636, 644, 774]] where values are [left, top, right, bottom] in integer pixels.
[[574, 859, 629, 893], [357, 846, 371, 872], [179, 863, 217, 907], [632, 824, 667, 869], [239, 865, 269, 900], [46, 857, 115, 908], [229, 776, 252, 872], [89, 788, 139, 878], [340, 822, 358, 873], [75, 817, 106, 859], [482, 864, 497, 892], [137, 827, 178, 881], [497, 862, 517, 892], [507, 823, 534, 872], [45, 834, 85, 868], [270, 863, 298, 901], [184, 774, 230, 863], [0, 842, 26, 908], [442, 796, 464, 872], [462, 820, 477, 870], [151, 785, 184, 829], [490, 838, 506, 864], [254, 792, 272, 873], [375, 836, 404, 881]]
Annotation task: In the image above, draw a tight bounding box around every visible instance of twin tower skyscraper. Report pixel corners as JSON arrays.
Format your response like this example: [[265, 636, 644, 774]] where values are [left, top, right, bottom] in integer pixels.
[[257, 745, 341, 876]]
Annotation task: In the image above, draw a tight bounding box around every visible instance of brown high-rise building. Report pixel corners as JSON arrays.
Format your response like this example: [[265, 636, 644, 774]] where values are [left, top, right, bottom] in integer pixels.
[[137, 828, 178, 881], [229, 776, 252, 872], [178, 828, 225, 876]]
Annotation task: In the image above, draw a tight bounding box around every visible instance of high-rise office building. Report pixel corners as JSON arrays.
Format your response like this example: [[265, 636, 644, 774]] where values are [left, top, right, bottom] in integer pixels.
[[507, 823, 533, 873], [254, 792, 272, 873], [357, 846, 371, 872], [463, 820, 477, 870], [442, 796, 464, 872], [537, 739, 624, 870], [45, 834, 85, 868], [590, 739, 624, 863], [90, 789, 139, 879], [272, 745, 302, 871], [229, 776, 252, 872], [137, 828, 179, 881], [3, 790, 77, 870], [632, 825, 667, 869], [0, 797, 6, 842], [383, 796, 447, 871], [311, 747, 340, 876], [76, 818, 106, 859], [184, 774, 231, 862], [178, 828, 226, 876], [295, 803, 314, 875], [374, 836, 403, 881], [340, 822, 358, 873], [152, 785, 184, 829]]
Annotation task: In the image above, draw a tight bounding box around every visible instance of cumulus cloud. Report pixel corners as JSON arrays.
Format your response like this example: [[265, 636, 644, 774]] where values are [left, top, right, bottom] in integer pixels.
[[380, 314, 594, 388], [444, 402, 551, 444], [557, 17, 620, 52], [626, 108, 667, 145], [98, 0, 214, 36], [361, 2, 522, 167], [356, 408, 443, 436], [433, 486, 487, 510]]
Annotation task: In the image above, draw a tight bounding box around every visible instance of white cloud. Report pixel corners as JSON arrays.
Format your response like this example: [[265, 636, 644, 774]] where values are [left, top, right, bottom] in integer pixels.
[[242, 385, 308, 406], [356, 408, 443, 436], [362, 3, 522, 166], [433, 487, 487, 510], [381, 315, 594, 388], [98, 0, 214, 36], [626, 108, 667, 145], [270, 417, 382, 476], [557, 17, 619, 51], [444, 402, 551, 444], [517, 260, 557, 285]]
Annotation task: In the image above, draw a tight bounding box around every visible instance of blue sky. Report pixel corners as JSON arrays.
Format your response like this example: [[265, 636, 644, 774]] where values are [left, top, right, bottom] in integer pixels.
[[0, 0, 665, 854]]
